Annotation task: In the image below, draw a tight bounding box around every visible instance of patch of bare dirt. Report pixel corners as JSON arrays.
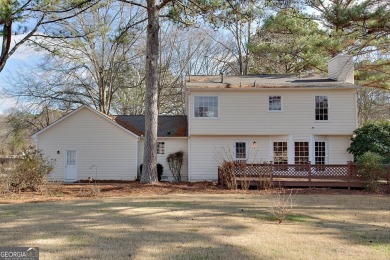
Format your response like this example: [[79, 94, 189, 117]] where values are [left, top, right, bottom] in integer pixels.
[[0, 181, 387, 204]]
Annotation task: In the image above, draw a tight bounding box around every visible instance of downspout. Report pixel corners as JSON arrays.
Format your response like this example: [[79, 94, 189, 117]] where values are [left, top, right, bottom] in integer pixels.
[[187, 89, 191, 182], [188, 136, 191, 182], [135, 136, 140, 181]]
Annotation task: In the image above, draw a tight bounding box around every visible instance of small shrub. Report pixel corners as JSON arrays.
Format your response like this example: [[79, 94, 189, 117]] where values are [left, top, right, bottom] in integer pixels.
[[78, 185, 100, 197], [0, 174, 10, 194], [0, 161, 15, 193], [237, 161, 250, 190], [218, 161, 272, 190], [271, 188, 294, 223], [254, 162, 272, 190], [167, 151, 184, 181], [7, 150, 54, 192], [219, 161, 237, 190], [44, 181, 65, 196], [357, 151, 385, 191]]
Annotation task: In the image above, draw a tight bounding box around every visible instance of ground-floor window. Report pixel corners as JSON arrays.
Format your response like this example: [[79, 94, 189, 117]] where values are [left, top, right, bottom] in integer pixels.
[[235, 142, 247, 160], [157, 142, 165, 154], [315, 141, 326, 164], [273, 142, 288, 164], [294, 142, 309, 164]]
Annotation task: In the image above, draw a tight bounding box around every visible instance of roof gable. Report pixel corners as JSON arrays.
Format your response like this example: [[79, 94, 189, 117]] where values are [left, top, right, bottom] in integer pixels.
[[32, 106, 139, 139]]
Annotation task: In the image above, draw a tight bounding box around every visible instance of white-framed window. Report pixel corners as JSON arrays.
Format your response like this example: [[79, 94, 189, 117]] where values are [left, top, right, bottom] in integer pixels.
[[234, 142, 247, 160], [157, 142, 165, 154], [194, 96, 218, 118], [294, 142, 309, 164], [315, 96, 328, 121], [315, 141, 326, 164], [273, 142, 288, 164], [269, 96, 282, 111]]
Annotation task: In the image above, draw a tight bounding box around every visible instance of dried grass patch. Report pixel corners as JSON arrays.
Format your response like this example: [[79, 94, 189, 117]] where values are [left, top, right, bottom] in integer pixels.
[[0, 194, 389, 259]]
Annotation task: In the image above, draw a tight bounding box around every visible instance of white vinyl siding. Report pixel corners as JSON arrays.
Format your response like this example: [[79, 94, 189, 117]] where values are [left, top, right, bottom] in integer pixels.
[[328, 136, 354, 163], [189, 136, 270, 181], [189, 89, 357, 135], [138, 138, 188, 181], [189, 135, 353, 181], [36, 107, 138, 181], [328, 55, 354, 83]]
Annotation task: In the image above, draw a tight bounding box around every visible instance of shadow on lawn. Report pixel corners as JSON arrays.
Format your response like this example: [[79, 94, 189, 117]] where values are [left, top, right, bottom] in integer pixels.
[[0, 199, 267, 259], [0, 194, 389, 259], [290, 195, 390, 247]]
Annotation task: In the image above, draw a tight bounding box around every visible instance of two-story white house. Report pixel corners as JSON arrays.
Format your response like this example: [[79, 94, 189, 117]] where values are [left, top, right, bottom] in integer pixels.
[[33, 55, 359, 182], [186, 55, 358, 181]]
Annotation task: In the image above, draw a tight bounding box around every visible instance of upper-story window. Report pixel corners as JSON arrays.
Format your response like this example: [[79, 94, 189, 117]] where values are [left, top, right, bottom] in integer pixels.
[[194, 96, 218, 118], [269, 96, 282, 111], [315, 96, 328, 120]]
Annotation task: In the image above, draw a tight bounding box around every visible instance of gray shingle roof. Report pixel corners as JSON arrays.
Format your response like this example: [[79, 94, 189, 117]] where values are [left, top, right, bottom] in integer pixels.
[[114, 115, 187, 137], [186, 75, 359, 89]]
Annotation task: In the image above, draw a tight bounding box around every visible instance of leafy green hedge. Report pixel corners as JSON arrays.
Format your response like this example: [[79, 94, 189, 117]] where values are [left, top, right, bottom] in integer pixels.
[[347, 121, 390, 164]]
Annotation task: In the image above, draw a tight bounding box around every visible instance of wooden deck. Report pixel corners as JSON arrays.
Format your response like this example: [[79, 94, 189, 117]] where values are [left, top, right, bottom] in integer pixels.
[[218, 163, 390, 189]]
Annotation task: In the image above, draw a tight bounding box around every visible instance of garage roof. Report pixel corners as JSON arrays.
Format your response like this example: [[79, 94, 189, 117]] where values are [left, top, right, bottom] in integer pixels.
[[114, 115, 188, 137]]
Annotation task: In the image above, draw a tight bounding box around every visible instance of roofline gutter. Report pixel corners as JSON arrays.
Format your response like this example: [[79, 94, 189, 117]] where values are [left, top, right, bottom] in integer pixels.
[[187, 85, 360, 92], [138, 136, 188, 139]]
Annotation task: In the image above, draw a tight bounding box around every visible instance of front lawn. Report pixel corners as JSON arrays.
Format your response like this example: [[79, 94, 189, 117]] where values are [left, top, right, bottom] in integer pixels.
[[0, 192, 389, 259]]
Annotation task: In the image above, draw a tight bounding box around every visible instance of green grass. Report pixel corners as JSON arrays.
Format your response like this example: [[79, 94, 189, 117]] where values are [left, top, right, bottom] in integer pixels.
[[0, 194, 389, 259]]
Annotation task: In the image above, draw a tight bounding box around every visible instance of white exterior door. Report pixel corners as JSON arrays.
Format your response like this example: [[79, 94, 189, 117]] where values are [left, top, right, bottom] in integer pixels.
[[64, 150, 77, 181]]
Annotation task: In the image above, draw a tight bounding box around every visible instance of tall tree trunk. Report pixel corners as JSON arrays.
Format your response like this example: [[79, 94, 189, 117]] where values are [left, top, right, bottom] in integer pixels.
[[0, 0, 12, 72], [141, 0, 159, 183], [244, 13, 251, 76], [235, 18, 243, 75]]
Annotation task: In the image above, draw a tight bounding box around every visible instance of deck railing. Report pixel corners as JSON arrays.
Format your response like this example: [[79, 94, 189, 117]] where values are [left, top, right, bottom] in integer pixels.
[[218, 162, 390, 188]]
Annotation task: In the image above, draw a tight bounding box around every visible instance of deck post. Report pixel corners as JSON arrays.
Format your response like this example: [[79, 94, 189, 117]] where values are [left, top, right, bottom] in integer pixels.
[[269, 161, 274, 187], [217, 167, 221, 186], [347, 161, 352, 190], [308, 162, 311, 188]]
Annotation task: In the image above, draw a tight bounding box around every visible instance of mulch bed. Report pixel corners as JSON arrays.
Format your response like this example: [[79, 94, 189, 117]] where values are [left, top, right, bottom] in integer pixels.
[[0, 181, 387, 204]]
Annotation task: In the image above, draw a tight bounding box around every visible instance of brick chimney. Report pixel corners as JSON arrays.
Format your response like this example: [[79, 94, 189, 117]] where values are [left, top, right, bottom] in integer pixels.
[[328, 55, 354, 84]]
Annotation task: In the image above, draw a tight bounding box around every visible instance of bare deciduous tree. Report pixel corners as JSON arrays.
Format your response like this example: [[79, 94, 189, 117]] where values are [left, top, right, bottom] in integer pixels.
[[4, 1, 146, 114], [0, 0, 100, 73], [357, 88, 390, 125]]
